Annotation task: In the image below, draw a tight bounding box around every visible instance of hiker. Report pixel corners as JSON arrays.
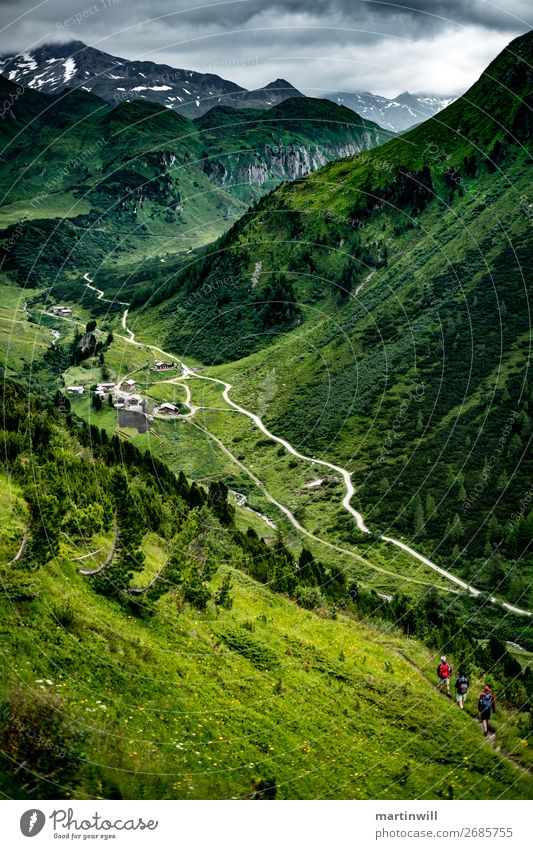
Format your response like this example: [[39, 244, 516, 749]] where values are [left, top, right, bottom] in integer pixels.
[[436, 655, 452, 696], [455, 671, 469, 709], [478, 685, 496, 736]]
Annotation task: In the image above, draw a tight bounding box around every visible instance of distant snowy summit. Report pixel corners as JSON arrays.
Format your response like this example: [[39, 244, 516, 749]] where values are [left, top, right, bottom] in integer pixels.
[[323, 89, 455, 133], [0, 40, 454, 130]]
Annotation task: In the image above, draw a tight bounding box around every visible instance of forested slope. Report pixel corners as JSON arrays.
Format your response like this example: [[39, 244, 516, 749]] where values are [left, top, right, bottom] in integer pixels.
[[128, 31, 533, 605], [0, 380, 532, 800]]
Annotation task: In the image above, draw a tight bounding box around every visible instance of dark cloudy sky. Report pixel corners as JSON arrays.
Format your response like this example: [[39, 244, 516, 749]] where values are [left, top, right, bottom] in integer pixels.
[[0, 1, 531, 96]]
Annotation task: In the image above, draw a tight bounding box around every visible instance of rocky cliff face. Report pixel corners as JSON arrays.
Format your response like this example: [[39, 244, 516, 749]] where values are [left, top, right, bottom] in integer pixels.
[[201, 136, 377, 197]]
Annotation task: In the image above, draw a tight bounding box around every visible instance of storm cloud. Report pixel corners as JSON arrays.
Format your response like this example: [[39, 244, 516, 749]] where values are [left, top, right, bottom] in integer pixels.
[[0, 0, 530, 96]]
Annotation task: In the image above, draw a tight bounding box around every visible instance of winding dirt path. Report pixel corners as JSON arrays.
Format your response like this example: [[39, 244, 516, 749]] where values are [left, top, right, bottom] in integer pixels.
[[83, 273, 129, 307], [82, 282, 532, 618], [156, 377, 199, 419], [191, 369, 531, 615], [190, 419, 453, 590]]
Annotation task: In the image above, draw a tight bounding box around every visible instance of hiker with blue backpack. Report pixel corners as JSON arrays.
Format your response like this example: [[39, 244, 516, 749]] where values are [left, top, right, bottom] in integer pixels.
[[478, 685, 496, 735], [455, 671, 469, 709]]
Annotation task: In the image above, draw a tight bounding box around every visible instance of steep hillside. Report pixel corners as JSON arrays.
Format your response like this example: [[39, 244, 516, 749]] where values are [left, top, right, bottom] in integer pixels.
[[127, 31, 533, 606], [194, 98, 390, 202], [0, 380, 531, 800], [0, 80, 388, 288]]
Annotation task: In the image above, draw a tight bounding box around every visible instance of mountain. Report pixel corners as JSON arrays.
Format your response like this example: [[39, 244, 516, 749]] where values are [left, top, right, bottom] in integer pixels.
[[238, 78, 303, 108], [127, 30, 533, 616], [0, 39, 451, 132], [0, 381, 531, 801], [0, 77, 246, 274], [0, 41, 304, 119], [193, 97, 391, 201], [1, 32, 533, 801], [324, 89, 455, 132], [0, 78, 389, 283]]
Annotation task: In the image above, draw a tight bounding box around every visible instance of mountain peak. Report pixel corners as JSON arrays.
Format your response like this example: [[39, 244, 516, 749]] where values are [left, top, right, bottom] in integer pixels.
[[263, 78, 298, 89], [394, 91, 418, 106], [49, 39, 88, 50], [253, 78, 304, 96], [0, 42, 302, 118], [323, 88, 455, 132]]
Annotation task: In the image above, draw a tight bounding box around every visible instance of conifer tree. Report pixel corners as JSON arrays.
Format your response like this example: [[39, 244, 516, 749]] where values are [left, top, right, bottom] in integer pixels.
[[425, 493, 436, 519], [449, 513, 464, 543], [496, 469, 509, 490], [96, 469, 145, 596], [413, 495, 425, 536], [508, 433, 522, 460]]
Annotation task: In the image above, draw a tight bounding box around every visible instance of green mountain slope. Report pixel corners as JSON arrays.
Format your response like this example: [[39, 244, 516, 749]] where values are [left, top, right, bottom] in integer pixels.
[[0, 80, 246, 281], [0, 380, 531, 800], [0, 80, 388, 290], [1, 33, 533, 803], [127, 31, 533, 607], [193, 97, 390, 202]]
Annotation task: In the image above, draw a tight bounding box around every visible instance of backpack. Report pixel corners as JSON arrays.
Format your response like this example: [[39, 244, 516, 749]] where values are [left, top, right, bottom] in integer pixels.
[[480, 692, 492, 711], [438, 663, 450, 678], [457, 677, 468, 694]]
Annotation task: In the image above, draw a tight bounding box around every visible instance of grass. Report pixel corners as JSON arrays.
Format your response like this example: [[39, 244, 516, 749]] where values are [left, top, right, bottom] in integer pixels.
[[0, 193, 91, 227], [66, 357, 460, 597], [0, 282, 58, 376], [0, 476, 29, 562], [0, 471, 531, 800], [143, 382, 189, 412]]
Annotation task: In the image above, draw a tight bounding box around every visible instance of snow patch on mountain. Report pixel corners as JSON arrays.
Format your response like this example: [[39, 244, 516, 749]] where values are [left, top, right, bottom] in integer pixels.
[[0, 39, 305, 119], [63, 57, 76, 84], [20, 52, 37, 71]]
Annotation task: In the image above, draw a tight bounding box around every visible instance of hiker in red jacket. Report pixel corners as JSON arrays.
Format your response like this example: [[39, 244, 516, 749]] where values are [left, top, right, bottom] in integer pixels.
[[436, 655, 452, 696], [478, 685, 496, 736]]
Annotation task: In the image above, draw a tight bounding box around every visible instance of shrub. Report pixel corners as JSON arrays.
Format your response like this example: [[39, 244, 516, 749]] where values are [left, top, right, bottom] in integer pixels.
[[52, 600, 78, 632], [295, 585, 324, 610], [62, 503, 105, 540], [214, 573, 234, 609], [0, 686, 86, 798], [252, 775, 277, 799], [221, 627, 278, 671]]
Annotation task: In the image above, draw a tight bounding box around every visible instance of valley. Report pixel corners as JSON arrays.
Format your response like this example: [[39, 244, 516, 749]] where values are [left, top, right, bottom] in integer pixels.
[[84, 281, 533, 615], [0, 28, 532, 801]]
